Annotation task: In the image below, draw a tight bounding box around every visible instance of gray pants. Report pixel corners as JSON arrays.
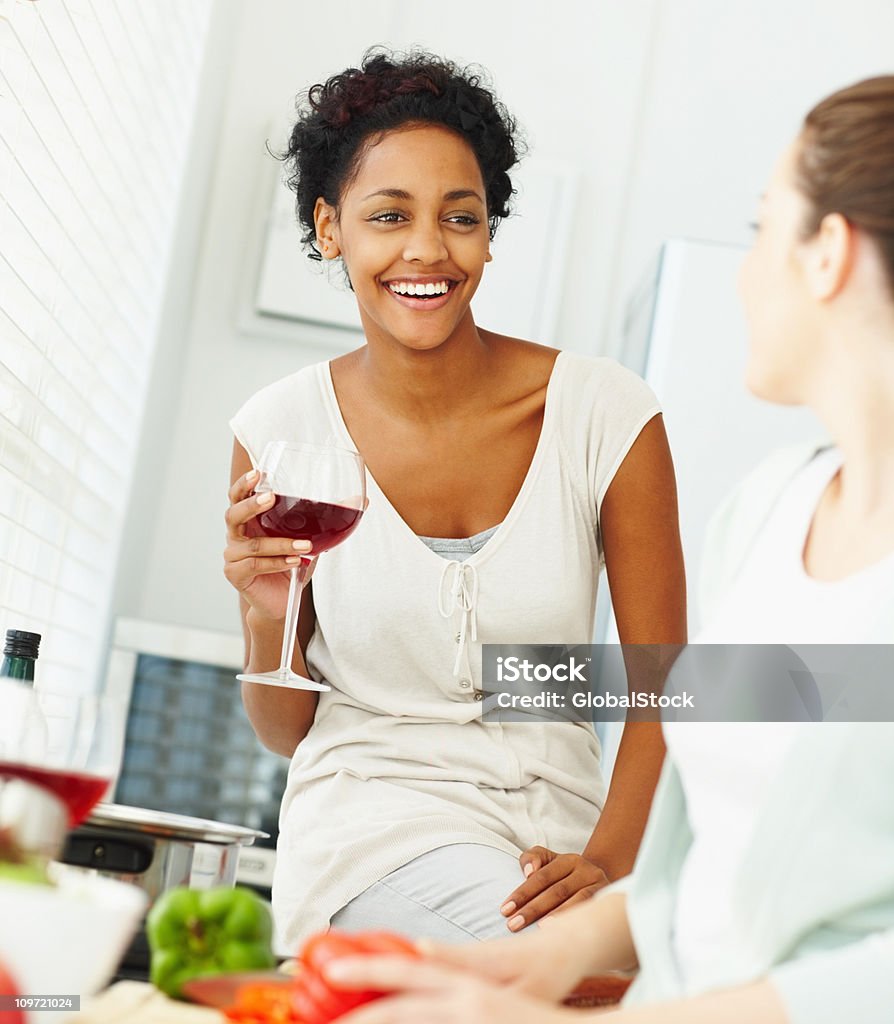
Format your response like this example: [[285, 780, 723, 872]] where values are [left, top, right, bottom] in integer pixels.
[[330, 843, 526, 942]]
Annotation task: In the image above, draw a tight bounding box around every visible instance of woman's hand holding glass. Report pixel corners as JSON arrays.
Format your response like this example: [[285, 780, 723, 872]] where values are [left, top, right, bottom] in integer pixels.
[[224, 467, 316, 623], [224, 440, 366, 689]]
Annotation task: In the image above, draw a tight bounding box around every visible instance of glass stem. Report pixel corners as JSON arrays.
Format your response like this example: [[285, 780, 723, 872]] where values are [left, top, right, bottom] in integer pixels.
[[278, 561, 308, 679]]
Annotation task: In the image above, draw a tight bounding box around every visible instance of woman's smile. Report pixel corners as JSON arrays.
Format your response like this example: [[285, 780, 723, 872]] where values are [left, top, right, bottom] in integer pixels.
[[382, 275, 462, 312]]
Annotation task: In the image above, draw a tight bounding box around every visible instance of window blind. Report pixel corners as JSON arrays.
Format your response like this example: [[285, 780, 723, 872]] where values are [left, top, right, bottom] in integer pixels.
[[0, 0, 212, 691]]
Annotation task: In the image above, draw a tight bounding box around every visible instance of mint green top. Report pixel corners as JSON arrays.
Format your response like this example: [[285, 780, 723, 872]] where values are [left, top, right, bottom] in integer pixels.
[[622, 443, 894, 1023]]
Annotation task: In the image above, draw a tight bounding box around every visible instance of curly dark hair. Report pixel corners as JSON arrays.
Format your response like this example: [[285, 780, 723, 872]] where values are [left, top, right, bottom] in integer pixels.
[[280, 48, 524, 259]]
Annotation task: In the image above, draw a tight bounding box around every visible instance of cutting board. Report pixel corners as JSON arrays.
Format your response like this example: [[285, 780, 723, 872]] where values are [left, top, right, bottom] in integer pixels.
[[73, 981, 224, 1023]]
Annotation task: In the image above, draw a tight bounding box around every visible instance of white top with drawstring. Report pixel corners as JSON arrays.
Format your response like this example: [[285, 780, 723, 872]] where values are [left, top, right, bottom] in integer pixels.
[[230, 350, 661, 950]]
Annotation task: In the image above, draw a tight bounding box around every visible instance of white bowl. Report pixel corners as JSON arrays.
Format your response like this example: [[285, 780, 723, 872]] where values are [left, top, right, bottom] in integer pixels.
[[0, 868, 147, 1003]]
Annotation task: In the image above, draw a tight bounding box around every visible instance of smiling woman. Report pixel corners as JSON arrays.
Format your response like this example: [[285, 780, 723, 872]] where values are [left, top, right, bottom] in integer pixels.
[[221, 48, 686, 954], [312, 123, 493, 352]]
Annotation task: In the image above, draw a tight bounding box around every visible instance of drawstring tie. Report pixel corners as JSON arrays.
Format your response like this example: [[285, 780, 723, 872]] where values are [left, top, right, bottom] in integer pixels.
[[438, 560, 479, 677]]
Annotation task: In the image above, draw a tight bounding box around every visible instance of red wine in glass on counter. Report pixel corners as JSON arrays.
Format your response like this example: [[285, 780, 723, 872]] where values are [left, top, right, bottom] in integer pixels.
[[257, 496, 363, 553], [0, 687, 124, 834], [0, 761, 109, 827]]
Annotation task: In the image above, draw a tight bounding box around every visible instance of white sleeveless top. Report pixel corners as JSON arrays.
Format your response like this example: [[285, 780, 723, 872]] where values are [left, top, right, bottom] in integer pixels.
[[230, 351, 661, 949]]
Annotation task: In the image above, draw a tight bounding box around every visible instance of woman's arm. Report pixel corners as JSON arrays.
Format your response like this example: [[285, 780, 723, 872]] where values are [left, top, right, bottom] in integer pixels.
[[330, 919, 894, 1024], [583, 413, 687, 876], [326, 890, 637, 1008], [597, 980, 786, 1024], [766, 927, 894, 1024], [330, 974, 783, 1024], [225, 440, 320, 757], [502, 415, 686, 926]]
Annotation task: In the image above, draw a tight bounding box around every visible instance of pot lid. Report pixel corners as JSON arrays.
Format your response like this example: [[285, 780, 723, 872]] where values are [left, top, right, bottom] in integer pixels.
[[84, 803, 268, 845]]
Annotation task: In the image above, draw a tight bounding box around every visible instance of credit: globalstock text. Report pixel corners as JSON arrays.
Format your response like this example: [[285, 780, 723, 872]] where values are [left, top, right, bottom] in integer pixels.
[[494, 691, 695, 710]]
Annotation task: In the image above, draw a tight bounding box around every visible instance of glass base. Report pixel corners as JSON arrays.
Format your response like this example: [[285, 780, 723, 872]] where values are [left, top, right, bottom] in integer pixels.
[[236, 670, 330, 691]]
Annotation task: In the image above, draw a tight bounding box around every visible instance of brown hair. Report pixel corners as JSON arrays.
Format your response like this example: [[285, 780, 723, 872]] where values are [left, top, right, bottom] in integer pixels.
[[796, 75, 894, 294]]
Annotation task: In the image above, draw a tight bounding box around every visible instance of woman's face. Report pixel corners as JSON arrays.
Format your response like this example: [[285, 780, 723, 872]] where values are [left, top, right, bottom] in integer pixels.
[[738, 138, 819, 404], [318, 123, 491, 352]]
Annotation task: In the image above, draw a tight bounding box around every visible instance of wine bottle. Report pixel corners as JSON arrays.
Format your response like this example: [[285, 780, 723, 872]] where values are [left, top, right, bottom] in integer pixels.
[[1, 629, 41, 685], [0, 629, 66, 863], [0, 629, 47, 762]]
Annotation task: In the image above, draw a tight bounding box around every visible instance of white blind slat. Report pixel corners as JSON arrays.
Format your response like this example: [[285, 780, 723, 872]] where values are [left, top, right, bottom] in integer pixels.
[[0, 0, 212, 692]]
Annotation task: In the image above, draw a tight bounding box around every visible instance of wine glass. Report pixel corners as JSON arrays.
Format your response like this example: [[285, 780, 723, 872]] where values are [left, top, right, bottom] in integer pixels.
[[237, 440, 366, 689], [0, 686, 128, 865], [35, 691, 129, 823]]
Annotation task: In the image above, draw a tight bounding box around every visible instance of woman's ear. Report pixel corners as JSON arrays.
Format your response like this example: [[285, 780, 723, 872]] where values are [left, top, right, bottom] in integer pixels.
[[314, 197, 341, 259], [803, 212, 853, 300]]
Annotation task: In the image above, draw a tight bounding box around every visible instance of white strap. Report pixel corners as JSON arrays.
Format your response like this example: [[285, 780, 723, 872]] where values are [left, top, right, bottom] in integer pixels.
[[438, 560, 480, 676]]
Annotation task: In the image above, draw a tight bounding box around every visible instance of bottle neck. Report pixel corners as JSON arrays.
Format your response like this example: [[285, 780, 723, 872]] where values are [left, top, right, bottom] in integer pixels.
[[0, 656, 36, 684]]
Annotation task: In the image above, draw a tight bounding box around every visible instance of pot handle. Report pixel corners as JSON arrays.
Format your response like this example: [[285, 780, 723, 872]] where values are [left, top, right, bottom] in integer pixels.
[[61, 834, 154, 874]]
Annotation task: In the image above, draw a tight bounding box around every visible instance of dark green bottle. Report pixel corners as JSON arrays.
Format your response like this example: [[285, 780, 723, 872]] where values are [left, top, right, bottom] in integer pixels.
[[1, 629, 41, 684]]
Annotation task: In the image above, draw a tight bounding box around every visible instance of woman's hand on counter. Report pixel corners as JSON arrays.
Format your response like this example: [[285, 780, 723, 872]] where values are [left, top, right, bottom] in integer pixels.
[[223, 467, 315, 621], [501, 846, 611, 930]]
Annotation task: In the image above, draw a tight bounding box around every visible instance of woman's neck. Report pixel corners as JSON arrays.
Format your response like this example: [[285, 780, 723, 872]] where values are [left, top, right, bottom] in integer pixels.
[[809, 324, 894, 520], [353, 320, 501, 424]]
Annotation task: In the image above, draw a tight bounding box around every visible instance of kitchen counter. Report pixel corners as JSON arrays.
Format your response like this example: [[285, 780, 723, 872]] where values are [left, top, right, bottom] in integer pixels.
[[73, 981, 223, 1022]]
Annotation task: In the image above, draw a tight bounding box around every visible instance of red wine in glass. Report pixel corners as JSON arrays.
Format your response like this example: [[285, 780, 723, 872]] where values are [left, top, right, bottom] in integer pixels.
[[0, 760, 109, 827], [257, 496, 363, 554], [236, 440, 366, 689]]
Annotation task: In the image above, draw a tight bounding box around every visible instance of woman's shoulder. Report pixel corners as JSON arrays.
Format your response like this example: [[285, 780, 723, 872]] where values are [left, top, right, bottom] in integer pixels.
[[235, 361, 326, 413], [554, 351, 654, 393], [491, 336, 655, 402], [699, 441, 832, 618], [707, 441, 833, 541], [229, 360, 331, 462], [546, 351, 661, 439]]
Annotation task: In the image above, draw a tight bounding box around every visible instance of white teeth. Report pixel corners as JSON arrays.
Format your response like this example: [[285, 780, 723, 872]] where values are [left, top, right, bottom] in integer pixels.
[[388, 281, 451, 296]]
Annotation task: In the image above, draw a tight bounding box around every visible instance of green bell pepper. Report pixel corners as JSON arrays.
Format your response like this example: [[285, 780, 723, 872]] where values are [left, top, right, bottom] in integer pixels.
[[146, 886, 276, 999]]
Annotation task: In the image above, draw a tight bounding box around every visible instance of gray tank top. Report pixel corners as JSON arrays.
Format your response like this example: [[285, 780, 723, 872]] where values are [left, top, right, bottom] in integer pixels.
[[417, 524, 500, 562]]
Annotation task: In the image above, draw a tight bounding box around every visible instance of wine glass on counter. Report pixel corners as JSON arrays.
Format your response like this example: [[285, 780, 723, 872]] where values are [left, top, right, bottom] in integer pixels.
[[35, 691, 128, 825], [237, 440, 366, 689], [0, 687, 128, 867], [0, 689, 127, 825]]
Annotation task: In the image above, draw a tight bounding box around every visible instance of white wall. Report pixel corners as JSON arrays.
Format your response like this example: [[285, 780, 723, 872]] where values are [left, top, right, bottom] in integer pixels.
[[607, 1, 894, 349], [115, 0, 894, 636], [110, 0, 240, 621]]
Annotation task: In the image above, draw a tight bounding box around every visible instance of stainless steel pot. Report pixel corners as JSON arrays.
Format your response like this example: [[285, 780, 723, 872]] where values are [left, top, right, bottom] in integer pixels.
[[57, 803, 268, 903], [55, 804, 269, 982]]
